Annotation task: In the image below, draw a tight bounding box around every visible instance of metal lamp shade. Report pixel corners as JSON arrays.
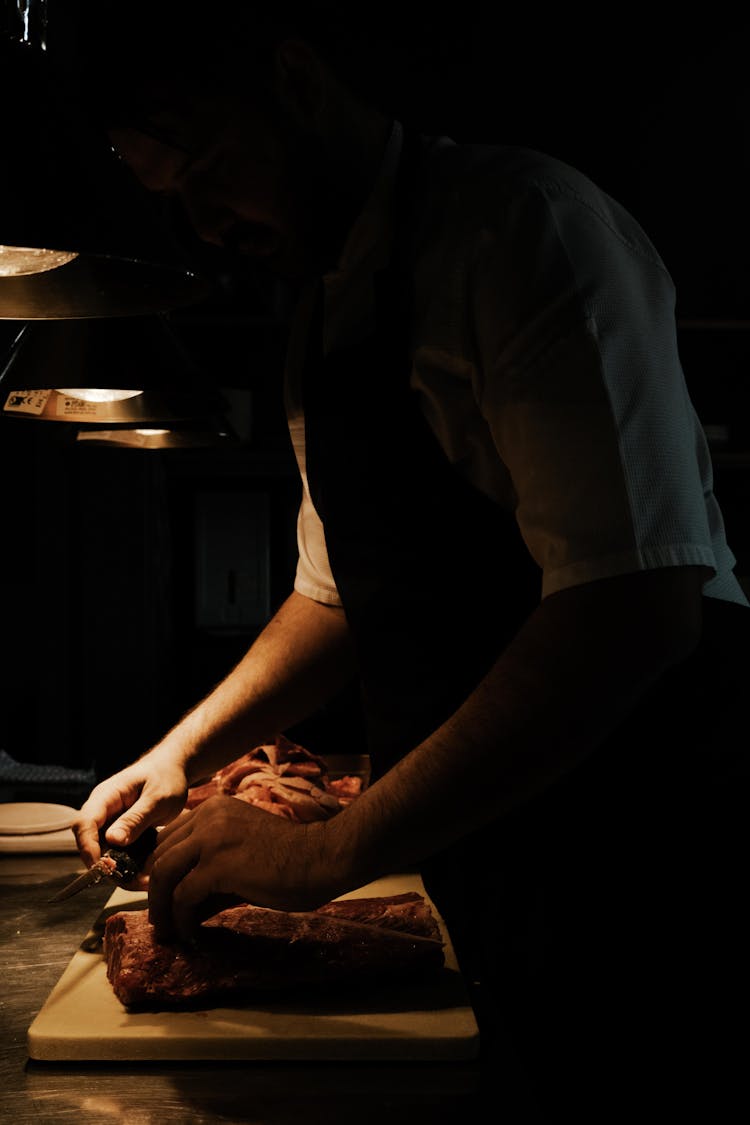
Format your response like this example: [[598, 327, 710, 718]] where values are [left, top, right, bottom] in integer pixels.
[[0, 40, 212, 318], [0, 315, 229, 427]]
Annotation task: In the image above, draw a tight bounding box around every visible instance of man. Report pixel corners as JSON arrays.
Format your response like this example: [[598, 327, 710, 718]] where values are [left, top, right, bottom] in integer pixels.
[[71, 3, 748, 1116]]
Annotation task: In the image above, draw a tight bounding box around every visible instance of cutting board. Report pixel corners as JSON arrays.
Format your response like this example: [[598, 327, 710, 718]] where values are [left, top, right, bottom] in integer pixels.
[[27, 873, 480, 1062]]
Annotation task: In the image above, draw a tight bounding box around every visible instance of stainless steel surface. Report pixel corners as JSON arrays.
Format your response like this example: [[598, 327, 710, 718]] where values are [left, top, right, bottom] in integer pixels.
[[0, 852, 543, 1124]]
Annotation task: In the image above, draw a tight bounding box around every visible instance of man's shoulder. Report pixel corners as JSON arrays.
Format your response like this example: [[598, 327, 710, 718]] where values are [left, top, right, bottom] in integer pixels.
[[414, 132, 594, 200], [409, 132, 658, 267], [404, 133, 592, 260]]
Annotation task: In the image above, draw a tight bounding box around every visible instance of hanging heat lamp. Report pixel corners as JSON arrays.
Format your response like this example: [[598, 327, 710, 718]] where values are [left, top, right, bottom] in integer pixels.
[[0, 314, 237, 438], [0, 0, 212, 318]]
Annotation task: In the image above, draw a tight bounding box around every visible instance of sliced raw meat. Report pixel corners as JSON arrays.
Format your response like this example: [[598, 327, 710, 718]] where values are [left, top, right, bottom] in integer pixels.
[[185, 734, 364, 820]]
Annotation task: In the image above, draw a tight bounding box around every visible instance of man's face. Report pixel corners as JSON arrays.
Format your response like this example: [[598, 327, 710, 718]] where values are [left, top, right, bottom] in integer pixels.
[[110, 90, 357, 280]]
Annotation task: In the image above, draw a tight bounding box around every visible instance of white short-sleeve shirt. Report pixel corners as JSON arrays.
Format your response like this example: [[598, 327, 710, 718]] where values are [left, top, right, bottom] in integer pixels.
[[284, 122, 748, 610]]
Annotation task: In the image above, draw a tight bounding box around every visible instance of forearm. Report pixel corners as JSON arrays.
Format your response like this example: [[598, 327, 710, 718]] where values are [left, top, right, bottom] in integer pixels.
[[322, 568, 706, 892], [150, 590, 355, 785]]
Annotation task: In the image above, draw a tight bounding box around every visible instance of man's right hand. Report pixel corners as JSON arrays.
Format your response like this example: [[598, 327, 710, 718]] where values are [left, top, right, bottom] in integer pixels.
[[72, 752, 190, 871]]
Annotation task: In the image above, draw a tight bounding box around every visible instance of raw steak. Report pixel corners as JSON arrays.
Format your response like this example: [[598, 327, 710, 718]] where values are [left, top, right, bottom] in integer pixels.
[[104, 892, 445, 1009]]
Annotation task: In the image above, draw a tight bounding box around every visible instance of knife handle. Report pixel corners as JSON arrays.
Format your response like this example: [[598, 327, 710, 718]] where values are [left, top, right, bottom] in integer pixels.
[[100, 824, 159, 884]]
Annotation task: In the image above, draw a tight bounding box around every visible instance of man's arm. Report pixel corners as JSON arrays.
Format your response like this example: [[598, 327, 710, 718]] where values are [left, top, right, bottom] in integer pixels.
[[151, 590, 354, 787], [74, 590, 354, 865], [320, 564, 707, 890]]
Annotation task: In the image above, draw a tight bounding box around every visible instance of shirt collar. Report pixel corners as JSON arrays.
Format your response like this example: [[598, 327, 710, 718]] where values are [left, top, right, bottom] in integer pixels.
[[324, 119, 404, 283]]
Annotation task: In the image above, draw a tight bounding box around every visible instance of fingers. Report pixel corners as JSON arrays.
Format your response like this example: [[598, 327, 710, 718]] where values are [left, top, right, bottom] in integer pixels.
[[147, 800, 248, 943], [168, 865, 223, 944], [148, 807, 192, 850], [72, 816, 103, 869], [73, 792, 153, 866], [148, 812, 200, 942], [73, 787, 119, 867], [104, 800, 159, 848]]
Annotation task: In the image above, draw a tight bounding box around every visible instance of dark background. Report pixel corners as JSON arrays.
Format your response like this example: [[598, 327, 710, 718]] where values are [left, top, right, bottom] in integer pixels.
[[2, 11, 749, 778]]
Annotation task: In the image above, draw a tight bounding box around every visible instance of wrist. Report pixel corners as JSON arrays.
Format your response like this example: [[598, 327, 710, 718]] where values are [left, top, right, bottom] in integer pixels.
[[147, 718, 209, 780], [305, 805, 377, 904]]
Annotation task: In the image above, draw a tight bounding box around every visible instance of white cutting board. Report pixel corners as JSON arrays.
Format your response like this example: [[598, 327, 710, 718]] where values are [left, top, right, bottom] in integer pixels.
[[27, 873, 480, 1062]]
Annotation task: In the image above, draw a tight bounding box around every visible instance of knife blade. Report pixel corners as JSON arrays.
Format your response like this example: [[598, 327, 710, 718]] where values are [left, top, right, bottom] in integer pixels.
[[49, 825, 158, 903]]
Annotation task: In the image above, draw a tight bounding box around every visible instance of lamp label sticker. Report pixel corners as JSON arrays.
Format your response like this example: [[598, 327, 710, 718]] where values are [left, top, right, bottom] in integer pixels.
[[3, 389, 51, 415], [55, 395, 100, 419]]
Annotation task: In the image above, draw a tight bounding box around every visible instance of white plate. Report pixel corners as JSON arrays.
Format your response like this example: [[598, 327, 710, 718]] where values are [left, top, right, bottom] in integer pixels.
[[0, 802, 78, 835], [0, 827, 78, 853]]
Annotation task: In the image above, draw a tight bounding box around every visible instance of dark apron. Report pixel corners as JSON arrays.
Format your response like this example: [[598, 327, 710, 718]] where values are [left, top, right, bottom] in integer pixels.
[[303, 130, 750, 1111], [304, 131, 541, 774]]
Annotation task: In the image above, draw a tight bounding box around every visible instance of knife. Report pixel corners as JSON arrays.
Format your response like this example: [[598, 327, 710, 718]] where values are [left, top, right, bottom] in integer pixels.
[[49, 825, 158, 903]]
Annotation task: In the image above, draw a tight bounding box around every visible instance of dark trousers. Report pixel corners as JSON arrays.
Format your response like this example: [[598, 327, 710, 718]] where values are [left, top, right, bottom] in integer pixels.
[[421, 598, 750, 1121]]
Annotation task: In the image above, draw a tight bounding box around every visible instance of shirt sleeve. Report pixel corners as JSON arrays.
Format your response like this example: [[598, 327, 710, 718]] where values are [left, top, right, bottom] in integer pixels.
[[283, 287, 343, 609], [293, 453, 343, 606], [469, 170, 737, 600]]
